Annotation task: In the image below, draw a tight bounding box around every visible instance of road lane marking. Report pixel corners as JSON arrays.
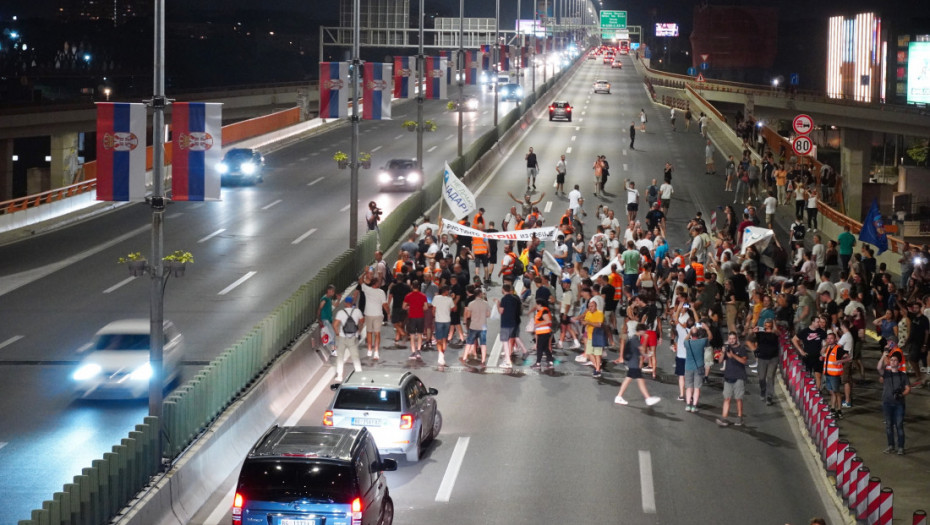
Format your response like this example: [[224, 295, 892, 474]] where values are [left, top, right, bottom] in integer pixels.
[[639, 450, 656, 514], [0, 442, 6, 451], [261, 199, 282, 210], [307, 177, 324, 186], [167, 212, 183, 219], [435, 436, 470, 502], [103, 277, 136, 294], [623, 149, 628, 156], [544, 201, 552, 213], [310, 152, 320, 156], [575, 126, 580, 131], [487, 338, 502, 365], [623, 164, 629, 171], [565, 147, 572, 154], [581, 111, 586, 116], [445, 134, 455, 140], [394, 134, 403, 140], [578, 118, 583, 123], [571, 135, 576, 141], [428, 145, 438, 152], [371, 145, 383, 152], [291, 228, 318, 245], [218, 271, 257, 295], [198, 229, 226, 243], [340, 204, 351, 212], [0, 336, 24, 351]]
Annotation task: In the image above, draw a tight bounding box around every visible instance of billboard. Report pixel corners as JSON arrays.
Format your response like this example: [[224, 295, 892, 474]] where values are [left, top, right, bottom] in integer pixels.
[[907, 42, 930, 104], [516, 19, 545, 37], [655, 23, 679, 37]]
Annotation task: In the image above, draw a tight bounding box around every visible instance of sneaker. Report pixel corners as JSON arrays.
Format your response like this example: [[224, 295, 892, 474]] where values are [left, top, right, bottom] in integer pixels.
[[499, 360, 513, 369], [547, 361, 555, 369], [367, 349, 373, 357], [373, 352, 380, 360], [415, 351, 423, 360], [556, 340, 563, 349], [334, 376, 343, 383], [575, 355, 588, 363], [883, 446, 895, 454], [571, 341, 581, 350], [583, 360, 594, 367], [691, 405, 699, 413], [686, 404, 693, 412], [438, 354, 446, 366], [841, 401, 852, 408], [330, 348, 337, 356], [897, 448, 905, 455], [716, 418, 731, 427], [614, 396, 629, 405], [408, 354, 417, 360], [530, 362, 542, 370], [734, 417, 744, 427], [645, 396, 661, 406], [766, 398, 774, 406], [677, 395, 685, 402], [593, 370, 602, 378]]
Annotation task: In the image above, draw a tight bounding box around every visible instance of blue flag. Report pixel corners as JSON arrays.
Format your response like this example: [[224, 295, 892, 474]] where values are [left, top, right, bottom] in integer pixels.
[[858, 199, 888, 254]]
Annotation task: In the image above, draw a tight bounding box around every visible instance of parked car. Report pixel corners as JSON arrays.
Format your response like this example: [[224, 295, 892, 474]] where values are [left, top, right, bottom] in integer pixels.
[[593, 80, 611, 94], [324, 371, 441, 462], [232, 425, 397, 525], [548, 100, 573, 122], [217, 148, 265, 185], [72, 319, 184, 399], [377, 159, 423, 191]]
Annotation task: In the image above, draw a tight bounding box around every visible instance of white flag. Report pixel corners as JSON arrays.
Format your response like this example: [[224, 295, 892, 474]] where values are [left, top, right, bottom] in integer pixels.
[[442, 162, 476, 220]]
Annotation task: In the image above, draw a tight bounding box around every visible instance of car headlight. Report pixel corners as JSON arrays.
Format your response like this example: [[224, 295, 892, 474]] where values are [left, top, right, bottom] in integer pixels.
[[216, 163, 229, 174], [129, 362, 153, 381], [407, 172, 420, 183], [73, 363, 102, 381], [466, 99, 479, 110], [241, 162, 256, 175], [516, 87, 523, 95], [378, 172, 392, 183]]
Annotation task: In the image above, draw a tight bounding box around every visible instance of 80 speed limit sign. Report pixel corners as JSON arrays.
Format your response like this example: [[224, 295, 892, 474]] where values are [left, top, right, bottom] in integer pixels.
[[792, 135, 814, 156]]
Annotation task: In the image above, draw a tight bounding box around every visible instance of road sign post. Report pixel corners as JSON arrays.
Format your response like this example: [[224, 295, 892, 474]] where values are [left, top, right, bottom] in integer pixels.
[[792, 135, 814, 156], [599, 10, 627, 39], [792, 114, 814, 135]]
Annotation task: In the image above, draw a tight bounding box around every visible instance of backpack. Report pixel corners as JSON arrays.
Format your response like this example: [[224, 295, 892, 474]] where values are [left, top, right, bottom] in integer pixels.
[[792, 222, 806, 241], [512, 256, 525, 276], [342, 308, 359, 335]]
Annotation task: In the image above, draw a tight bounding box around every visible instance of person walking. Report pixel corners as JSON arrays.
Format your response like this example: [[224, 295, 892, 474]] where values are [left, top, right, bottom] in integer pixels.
[[704, 140, 716, 175], [431, 286, 454, 365], [555, 154, 567, 196], [639, 108, 647, 132], [592, 156, 604, 197], [750, 319, 780, 405], [716, 332, 749, 426], [332, 295, 364, 382], [629, 121, 636, 150], [624, 179, 640, 223], [525, 146, 539, 191], [318, 284, 339, 356], [838, 224, 856, 271], [615, 324, 662, 406], [669, 107, 676, 131], [684, 324, 708, 412], [878, 346, 911, 454], [806, 187, 819, 231], [725, 155, 736, 191], [359, 272, 388, 360], [580, 300, 606, 377], [531, 299, 555, 370], [684, 107, 692, 131]]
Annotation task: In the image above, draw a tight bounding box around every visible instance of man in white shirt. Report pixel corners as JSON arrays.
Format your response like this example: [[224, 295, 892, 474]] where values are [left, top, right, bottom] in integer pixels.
[[600, 208, 621, 232], [763, 190, 778, 228], [333, 295, 364, 382], [431, 287, 455, 365], [358, 272, 388, 359], [811, 234, 826, 274], [568, 185, 582, 216], [659, 181, 674, 214], [555, 155, 568, 196], [817, 271, 837, 301], [625, 179, 640, 223]]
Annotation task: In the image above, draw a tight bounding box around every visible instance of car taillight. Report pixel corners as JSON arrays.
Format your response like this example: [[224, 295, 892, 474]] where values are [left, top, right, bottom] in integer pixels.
[[232, 492, 244, 525], [400, 413, 414, 429], [566, 107, 572, 112], [323, 410, 333, 426], [351, 497, 363, 525]]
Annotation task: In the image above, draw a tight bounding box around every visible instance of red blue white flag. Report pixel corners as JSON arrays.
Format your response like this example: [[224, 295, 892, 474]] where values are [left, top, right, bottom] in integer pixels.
[[171, 102, 222, 201], [480, 45, 491, 72], [393, 56, 416, 99], [95, 102, 146, 202], [319, 62, 350, 119], [464, 50, 479, 85], [500, 44, 510, 71], [521, 46, 528, 67], [363, 62, 392, 120], [424, 57, 448, 100]]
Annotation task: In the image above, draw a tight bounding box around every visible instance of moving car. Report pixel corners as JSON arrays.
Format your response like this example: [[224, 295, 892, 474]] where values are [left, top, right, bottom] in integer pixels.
[[593, 80, 611, 94], [217, 148, 265, 185], [324, 371, 442, 462], [377, 159, 423, 191], [451, 95, 479, 111], [233, 425, 397, 525], [611, 59, 623, 69], [72, 319, 184, 399], [486, 73, 510, 92], [499, 83, 524, 102], [548, 100, 573, 121]]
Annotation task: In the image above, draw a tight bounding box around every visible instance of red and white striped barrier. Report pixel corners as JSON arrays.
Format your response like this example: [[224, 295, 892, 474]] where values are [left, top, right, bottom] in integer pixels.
[[855, 466, 871, 518], [825, 422, 840, 471], [844, 456, 862, 499], [913, 509, 927, 525], [850, 465, 870, 512], [865, 476, 882, 523], [873, 487, 893, 525]]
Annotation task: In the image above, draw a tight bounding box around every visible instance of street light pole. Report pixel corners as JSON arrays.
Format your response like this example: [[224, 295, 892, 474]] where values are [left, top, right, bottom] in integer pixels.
[[416, 0, 424, 172], [148, 0, 166, 429], [493, 0, 499, 127], [457, 0, 464, 157], [349, 0, 360, 247]]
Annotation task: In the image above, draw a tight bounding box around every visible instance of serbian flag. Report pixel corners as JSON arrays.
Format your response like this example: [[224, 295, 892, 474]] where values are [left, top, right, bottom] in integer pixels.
[[480, 45, 491, 72], [500, 44, 510, 71], [319, 62, 350, 119], [171, 102, 222, 201], [464, 50, 478, 85], [362, 62, 392, 120], [521, 46, 528, 67], [393, 56, 416, 99], [96, 102, 146, 202], [424, 57, 447, 100]]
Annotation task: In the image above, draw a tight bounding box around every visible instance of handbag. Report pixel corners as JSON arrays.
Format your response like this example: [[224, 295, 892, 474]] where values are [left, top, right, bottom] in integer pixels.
[[591, 326, 607, 347]]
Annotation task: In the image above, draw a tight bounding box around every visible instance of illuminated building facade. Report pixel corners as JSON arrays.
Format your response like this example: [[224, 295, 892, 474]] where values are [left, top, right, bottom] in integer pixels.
[[826, 12, 887, 103]]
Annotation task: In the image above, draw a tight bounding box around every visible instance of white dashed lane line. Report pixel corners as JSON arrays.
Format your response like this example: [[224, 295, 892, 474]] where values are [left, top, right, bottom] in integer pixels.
[[291, 228, 318, 245], [435, 437, 470, 503], [340, 204, 351, 212], [566, 147, 572, 154], [103, 277, 136, 294], [428, 146, 438, 152], [571, 135, 576, 141], [544, 201, 552, 213], [0, 336, 24, 351], [371, 146, 383, 152], [261, 199, 282, 211], [639, 450, 657, 514], [308, 177, 324, 186], [218, 272, 257, 296], [394, 134, 404, 140]]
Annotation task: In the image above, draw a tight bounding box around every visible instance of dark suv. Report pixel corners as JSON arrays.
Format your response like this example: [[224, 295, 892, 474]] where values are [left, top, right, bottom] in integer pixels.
[[233, 426, 397, 525]]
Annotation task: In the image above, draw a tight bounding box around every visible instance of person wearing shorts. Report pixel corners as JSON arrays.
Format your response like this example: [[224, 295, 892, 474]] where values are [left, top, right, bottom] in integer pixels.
[[431, 286, 454, 366], [359, 274, 388, 360], [717, 332, 749, 427], [615, 324, 661, 406], [683, 329, 707, 413]]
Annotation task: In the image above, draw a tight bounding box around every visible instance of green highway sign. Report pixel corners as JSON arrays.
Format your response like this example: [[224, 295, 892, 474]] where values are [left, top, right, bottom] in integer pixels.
[[600, 10, 627, 30]]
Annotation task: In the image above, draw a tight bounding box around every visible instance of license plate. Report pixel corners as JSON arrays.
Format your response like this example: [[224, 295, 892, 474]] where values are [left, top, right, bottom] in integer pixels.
[[280, 520, 317, 525], [352, 417, 381, 427]]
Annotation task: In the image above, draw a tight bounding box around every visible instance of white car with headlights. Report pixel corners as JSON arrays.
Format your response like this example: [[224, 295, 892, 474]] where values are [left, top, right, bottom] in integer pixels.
[[377, 158, 423, 191], [217, 148, 265, 185], [72, 319, 184, 400]]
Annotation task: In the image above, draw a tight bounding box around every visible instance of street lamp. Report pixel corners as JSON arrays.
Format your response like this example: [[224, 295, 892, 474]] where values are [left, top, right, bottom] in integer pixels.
[[103, 87, 111, 101]]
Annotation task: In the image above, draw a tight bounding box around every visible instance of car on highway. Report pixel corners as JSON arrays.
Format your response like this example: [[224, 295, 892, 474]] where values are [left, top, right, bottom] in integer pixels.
[[499, 82, 524, 102], [217, 148, 265, 185], [323, 371, 441, 462], [485, 72, 510, 91], [587, 52, 596, 60], [548, 100, 573, 122], [611, 59, 623, 69], [71, 319, 184, 400], [602, 54, 613, 64], [593, 80, 611, 94], [377, 159, 423, 191], [450, 95, 479, 111], [232, 425, 397, 525]]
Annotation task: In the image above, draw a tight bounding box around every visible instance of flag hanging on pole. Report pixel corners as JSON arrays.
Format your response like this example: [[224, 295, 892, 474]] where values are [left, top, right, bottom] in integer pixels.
[[362, 62, 392, 120], [171, 102, 223, 201], [480, 45, 491, 72], [393, 56, 416, 99], [500, 44, 510, 71], [319, 62, 350, 119], [464, 50, 479, 85], [521, 46, 528, 67], [424, 57, 448, 99], [859, 199, 888, 254], [442, 162, 476, 220], [95, 102, 146, 202]]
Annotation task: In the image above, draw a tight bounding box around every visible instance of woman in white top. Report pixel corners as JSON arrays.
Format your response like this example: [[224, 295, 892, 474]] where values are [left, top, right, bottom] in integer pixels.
[[640, 109, 647, 132], [806, 187, 819, 231], [794, 183, 807, 220], [637, 261, 658, 301]]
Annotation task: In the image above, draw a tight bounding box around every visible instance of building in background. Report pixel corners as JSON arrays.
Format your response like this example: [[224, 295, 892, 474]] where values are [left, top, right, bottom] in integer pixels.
[[689, 5, 778, 84], [826, 12, 887, 103], [56, 0, 152, 26]]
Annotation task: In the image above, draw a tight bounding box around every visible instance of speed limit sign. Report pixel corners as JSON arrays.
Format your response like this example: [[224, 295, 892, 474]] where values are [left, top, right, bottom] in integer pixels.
[[792, 135, 814, 156]]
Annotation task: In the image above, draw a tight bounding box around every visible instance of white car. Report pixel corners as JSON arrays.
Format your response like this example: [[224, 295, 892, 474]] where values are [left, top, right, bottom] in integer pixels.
[[594, 79, 611, 94], [72, 319, 184, 399]]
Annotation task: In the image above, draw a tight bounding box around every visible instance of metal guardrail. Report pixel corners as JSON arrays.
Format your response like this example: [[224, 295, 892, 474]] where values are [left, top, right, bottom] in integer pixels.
[[15, 56, 578, 525]]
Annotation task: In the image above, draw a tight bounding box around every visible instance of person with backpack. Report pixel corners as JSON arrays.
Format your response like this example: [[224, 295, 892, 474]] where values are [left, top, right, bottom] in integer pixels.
[[333, 295, 364, 382]]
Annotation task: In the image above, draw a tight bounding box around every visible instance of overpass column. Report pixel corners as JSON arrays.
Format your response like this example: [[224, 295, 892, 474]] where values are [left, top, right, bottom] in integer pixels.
[[50, 132, 80, 188], [0, 139, 11, 201], [840, 128, 870, 220]]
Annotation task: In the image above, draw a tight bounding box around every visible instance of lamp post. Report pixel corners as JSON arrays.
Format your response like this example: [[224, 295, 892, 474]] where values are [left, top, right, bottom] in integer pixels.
[[493, 0, 499, 127], [349, 0, 360, 247], [457, 0, 464, 157], [416, 0, 424, 173], [516, 0, 522, 85]]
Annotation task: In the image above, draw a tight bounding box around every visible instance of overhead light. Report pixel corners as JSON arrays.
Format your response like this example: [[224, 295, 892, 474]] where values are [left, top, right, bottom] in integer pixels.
[[12, 155, 18, 161], [45, 155, 52, 162]]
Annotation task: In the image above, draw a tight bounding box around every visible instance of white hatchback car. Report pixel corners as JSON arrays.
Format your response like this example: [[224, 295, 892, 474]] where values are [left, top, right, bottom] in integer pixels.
[[594, 79, 611, 94], [72, 319, 184, 399]]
